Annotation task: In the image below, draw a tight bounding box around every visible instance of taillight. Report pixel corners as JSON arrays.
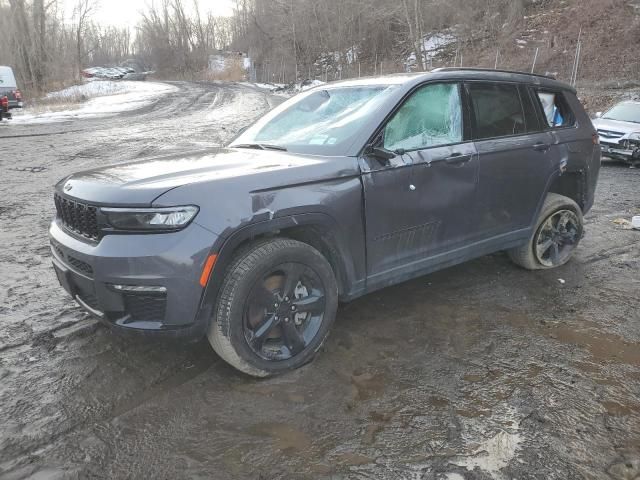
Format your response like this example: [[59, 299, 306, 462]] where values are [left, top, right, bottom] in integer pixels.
[[1, 96, 8, 110], [14, 90, 22, 101], [592, 133, 600, 145]]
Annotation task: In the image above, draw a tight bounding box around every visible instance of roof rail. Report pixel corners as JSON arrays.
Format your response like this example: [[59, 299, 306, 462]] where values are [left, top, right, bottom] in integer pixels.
[[431, 67, 556, 80]]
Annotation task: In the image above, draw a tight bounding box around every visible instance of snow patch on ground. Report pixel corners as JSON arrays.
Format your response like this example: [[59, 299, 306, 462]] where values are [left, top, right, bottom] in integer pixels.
[[243, 80, 326, 97], [44, 81, 128, 101], [449, 405, 523, 479], [241, 82, 285, 91], [10, 81, 177, 124], [452, 430, 522, 478]]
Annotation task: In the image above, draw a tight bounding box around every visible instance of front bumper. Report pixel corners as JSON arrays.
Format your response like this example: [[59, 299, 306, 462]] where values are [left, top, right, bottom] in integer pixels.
[[599, 139, 640, 163], [49, 219, 218, 338]]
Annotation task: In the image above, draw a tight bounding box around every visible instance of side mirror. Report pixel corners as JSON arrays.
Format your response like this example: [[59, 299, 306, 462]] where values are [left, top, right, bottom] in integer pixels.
[[595, 112, 602, 118], [364, 144, 396, 163]]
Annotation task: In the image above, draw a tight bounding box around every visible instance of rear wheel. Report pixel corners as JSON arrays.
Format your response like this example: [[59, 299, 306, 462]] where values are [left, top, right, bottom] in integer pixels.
[[508, 193, 583, 270], [208, 238, 338, 377]]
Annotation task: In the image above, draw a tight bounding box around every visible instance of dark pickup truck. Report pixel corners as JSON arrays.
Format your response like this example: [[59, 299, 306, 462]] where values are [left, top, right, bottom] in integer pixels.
[[50, 68, 601, 376]]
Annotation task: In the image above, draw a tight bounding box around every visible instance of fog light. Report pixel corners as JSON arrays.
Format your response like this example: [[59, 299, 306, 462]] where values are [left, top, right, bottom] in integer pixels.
[[110, 284, 167, 294]]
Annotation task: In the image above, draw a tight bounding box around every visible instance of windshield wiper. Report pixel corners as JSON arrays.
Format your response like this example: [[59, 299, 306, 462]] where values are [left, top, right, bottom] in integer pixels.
[[233, 143, 288, 151]]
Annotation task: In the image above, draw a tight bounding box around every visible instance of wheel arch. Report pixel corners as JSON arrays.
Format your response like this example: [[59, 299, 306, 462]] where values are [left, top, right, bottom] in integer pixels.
[[196, 213, 357, 328], [546, 170, 587, 212]]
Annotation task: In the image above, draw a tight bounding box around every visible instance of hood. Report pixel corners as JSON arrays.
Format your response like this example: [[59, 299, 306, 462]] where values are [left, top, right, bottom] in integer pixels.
[[56, 147, 359, 206], [593, 117, 640, 135]]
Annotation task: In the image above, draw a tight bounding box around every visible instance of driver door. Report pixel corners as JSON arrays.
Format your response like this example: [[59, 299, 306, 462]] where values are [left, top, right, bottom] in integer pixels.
[[361, 82, 479, 284]]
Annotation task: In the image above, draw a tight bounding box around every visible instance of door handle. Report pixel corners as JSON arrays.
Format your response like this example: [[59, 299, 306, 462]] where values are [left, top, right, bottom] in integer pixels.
[[533, 143, 550, 152], [444, 153, 472, 165]]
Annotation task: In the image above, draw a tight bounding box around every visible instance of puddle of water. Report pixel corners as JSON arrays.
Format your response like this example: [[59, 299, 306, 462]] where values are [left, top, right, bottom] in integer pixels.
[[608, 459, 640, 480], [249, 422, 312, 453], [451, 430, 522, 479], [429, 396, 450, 408], [334, 452, 374, 466], [601, 400, 640, 417], [455, 407, 492, 418], [351, 372, 387, 401], [444, 474, 465, 480], [362, 424, 382, 445], [551, 324, 640, 366]]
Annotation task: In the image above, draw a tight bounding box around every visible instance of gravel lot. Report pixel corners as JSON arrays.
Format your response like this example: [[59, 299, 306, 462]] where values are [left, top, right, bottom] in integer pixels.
[[0, 81, 639, 480]]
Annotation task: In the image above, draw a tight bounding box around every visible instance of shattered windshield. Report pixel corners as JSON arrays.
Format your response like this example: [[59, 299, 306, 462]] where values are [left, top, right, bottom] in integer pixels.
[[603, 103, 640, 123], [230, 85, 399, 155]]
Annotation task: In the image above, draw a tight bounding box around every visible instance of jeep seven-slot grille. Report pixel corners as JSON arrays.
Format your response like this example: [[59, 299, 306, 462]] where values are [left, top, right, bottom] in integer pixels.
[[54, 194, 100, 240]]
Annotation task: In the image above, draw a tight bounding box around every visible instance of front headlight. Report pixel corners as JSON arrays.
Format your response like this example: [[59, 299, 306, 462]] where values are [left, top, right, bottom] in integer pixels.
[[627, 132, 640, 142], [101, 205, 199, 231]]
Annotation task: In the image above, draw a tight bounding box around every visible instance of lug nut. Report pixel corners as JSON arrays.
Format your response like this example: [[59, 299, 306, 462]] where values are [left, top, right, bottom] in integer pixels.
[[284, 296, 290, 302], [291, 305, 296, 311], [284, 318, 289, 323], [274, 302, 279, 308]]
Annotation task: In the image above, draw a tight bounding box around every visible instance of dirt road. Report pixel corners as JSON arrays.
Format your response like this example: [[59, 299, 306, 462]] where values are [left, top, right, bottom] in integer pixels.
[[0, 81, 639, 480]]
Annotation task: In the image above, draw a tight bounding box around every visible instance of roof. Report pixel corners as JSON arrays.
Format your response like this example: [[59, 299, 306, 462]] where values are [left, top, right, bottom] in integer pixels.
[[325, 68, 575, 93]]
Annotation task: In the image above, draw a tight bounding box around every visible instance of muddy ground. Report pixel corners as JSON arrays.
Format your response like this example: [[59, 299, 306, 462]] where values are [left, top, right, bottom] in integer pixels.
[[0, 81, 639, 480]]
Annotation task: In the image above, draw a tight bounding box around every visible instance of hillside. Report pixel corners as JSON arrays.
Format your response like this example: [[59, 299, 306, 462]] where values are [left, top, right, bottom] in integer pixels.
[[449, 0, 640, 110]]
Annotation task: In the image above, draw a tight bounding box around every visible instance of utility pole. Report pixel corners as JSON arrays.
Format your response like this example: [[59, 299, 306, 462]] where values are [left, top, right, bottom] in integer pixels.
[[571, 28, 583, 86], [531, 47, 539, 73]]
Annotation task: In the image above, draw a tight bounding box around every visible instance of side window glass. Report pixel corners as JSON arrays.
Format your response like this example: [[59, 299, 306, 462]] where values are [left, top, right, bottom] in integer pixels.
[[468, 83, 526, 139], [383, 83, 462, 151], [536, 90, 575, 128]]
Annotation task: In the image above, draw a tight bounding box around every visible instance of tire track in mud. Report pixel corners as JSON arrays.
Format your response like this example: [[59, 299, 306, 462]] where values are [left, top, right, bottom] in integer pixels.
[[0, 81, 279, 477], [1, 83, 639, 479]]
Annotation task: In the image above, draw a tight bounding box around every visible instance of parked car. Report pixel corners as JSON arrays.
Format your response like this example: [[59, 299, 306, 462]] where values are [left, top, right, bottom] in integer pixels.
[[592, 100, 640, 166], [81, 66, 135, 80], [0, 66, 23, 110], [50, 68, 601, 376]]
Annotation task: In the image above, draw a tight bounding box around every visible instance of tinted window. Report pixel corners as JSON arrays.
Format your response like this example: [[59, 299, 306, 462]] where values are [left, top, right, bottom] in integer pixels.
[[468, 83, 526, 139], [384, 83, 462, 151], [536, 90, 575, 128]]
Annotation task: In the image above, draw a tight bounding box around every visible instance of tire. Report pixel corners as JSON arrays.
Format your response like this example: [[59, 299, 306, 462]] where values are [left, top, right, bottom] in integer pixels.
[[508, 193, 584, 270], [208, 238, 338, 377]]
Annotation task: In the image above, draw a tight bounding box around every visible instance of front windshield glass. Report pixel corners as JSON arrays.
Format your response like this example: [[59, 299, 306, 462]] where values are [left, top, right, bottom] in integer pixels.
[[603, 103, 640, 123], [230, 85, 399, 155]]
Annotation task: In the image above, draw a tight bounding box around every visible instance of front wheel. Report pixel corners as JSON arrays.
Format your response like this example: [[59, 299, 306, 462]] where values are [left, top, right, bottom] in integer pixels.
[[508, 193, 584, 270], [208, 238, 338, 377]]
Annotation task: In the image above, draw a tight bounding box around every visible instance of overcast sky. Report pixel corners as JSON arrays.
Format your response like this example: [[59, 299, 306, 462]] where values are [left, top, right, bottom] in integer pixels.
[[61, 0, 235, 27]]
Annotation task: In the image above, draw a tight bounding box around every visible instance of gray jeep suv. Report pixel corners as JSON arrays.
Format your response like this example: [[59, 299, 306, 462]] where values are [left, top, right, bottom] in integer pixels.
[[50, 68, 601, 376]]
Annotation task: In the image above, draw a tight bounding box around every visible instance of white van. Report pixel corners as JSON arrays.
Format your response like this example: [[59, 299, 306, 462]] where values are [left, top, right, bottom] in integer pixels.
[[0, 66, 23, 109]]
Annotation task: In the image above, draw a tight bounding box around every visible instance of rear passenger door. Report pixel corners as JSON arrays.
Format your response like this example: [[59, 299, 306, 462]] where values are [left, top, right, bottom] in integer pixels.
[[466, 82, 556, 240]]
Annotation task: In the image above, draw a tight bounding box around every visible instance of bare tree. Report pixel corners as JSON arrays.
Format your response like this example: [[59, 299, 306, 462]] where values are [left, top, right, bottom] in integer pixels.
[[73, 0, 98, 79]]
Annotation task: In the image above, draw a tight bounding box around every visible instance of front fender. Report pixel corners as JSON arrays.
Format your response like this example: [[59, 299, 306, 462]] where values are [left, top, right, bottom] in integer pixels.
[[194, 211, 366, 332]]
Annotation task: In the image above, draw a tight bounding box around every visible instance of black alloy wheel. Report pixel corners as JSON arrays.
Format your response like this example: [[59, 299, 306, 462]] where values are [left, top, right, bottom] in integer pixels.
[[244, 262, 326, 361]]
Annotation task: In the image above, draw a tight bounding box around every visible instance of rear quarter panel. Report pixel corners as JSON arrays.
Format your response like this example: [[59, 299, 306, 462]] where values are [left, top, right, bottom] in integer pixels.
[[555, 91, 600, 213]]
